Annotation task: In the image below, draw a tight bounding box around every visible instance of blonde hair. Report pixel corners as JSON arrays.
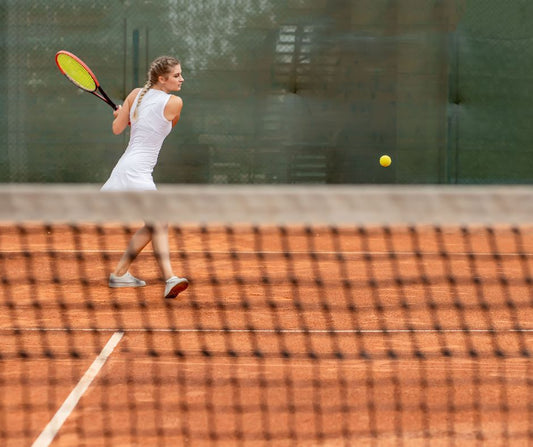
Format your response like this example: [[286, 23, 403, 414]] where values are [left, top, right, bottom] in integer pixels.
[[132, 56, 180, 121]]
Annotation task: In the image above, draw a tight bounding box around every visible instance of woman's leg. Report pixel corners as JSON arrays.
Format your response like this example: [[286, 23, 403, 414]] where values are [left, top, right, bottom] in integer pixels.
[[151, 222, 188, 298], [150, 222, 174, 280], [113, 225, 153, 277], [112, 222, 187, 297]]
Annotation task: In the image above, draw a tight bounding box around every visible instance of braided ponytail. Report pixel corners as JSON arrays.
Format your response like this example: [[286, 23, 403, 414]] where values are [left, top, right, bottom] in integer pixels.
[[132, 80, 152, 121], [132, 56, 180, 121]]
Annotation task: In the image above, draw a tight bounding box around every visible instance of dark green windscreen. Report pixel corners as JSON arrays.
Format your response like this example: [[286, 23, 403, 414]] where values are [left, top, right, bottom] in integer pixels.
[[449, 0, 533, 183], [1, 1, 531, 184]]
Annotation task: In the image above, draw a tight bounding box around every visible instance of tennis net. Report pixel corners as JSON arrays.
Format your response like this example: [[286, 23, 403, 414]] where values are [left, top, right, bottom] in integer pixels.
[[1, 185, 532, 446]]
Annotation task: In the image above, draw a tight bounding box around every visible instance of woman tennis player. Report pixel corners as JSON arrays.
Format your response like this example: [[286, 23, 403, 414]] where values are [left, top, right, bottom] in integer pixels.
[[101, 56, 188, 299]]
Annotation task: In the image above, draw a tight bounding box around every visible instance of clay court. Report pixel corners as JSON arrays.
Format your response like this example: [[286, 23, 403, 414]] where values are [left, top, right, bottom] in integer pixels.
[[1, 223, 531, 446]]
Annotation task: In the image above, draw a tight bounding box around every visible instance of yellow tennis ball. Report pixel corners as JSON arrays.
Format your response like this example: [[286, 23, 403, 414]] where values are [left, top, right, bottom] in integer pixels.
[[379, 155, 391, 167]]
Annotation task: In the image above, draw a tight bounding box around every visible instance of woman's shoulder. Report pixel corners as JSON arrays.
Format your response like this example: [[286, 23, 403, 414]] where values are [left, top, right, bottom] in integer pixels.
[[166, 95, 183, 110], [130, 88, 143, 98], [164, 95, 183, 124], [167, 94, 183, 106], [125, 88, 142, 105]]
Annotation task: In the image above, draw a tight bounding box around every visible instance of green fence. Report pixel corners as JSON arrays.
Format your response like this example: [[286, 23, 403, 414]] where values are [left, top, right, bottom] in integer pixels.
[[1, 0, 532, 184], [449, 0, 533, 183]]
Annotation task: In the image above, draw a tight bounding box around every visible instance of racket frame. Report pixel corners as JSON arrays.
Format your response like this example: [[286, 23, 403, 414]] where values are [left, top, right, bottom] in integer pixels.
[[55, 50, 117, 110]]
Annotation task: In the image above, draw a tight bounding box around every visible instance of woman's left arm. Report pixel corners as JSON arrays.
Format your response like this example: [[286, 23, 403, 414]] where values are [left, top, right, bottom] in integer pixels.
[[164, 95, 184, 127]]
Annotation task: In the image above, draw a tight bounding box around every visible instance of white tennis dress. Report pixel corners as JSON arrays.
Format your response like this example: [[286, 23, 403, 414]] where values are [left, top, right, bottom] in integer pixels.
[[101, 89, 172, 191]]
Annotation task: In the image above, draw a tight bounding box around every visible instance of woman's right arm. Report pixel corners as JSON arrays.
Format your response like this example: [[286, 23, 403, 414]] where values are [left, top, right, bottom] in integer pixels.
[[112, 88, 141, 135]]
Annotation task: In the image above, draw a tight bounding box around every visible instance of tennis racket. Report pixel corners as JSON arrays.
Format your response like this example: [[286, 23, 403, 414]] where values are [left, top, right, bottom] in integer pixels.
[[55, 50, 118, 110]]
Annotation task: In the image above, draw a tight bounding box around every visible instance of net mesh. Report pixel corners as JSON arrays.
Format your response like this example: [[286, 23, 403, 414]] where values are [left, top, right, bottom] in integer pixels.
[[1, 185, 532, 446]]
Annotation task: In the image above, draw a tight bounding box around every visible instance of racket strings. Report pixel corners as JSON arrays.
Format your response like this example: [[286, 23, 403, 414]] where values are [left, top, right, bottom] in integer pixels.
[[56, 54, 97, 92]]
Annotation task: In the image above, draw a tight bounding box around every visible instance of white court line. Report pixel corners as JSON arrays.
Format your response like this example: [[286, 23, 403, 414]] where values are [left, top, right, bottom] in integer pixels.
[[31, 331, 124, 447]]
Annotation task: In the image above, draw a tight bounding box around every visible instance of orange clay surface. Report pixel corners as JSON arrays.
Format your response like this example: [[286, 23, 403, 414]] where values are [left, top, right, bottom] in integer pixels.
[[0, 224, 532, 446]]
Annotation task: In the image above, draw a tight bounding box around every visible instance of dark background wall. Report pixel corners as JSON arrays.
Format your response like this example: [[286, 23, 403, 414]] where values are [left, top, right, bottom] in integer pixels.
[[1, 0, 531, 184]]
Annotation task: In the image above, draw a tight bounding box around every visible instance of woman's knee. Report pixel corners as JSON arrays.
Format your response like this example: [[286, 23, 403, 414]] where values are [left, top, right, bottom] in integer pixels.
[[150, 222, 168, 233]]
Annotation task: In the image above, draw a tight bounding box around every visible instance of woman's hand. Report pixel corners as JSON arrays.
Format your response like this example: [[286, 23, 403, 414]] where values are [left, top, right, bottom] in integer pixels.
[[113, 105, 122, 119]]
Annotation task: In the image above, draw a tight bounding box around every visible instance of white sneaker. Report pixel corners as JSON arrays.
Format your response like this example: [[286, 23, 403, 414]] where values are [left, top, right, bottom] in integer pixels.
[[164, 276, 189, 299], [109, 272, 146, 288]]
